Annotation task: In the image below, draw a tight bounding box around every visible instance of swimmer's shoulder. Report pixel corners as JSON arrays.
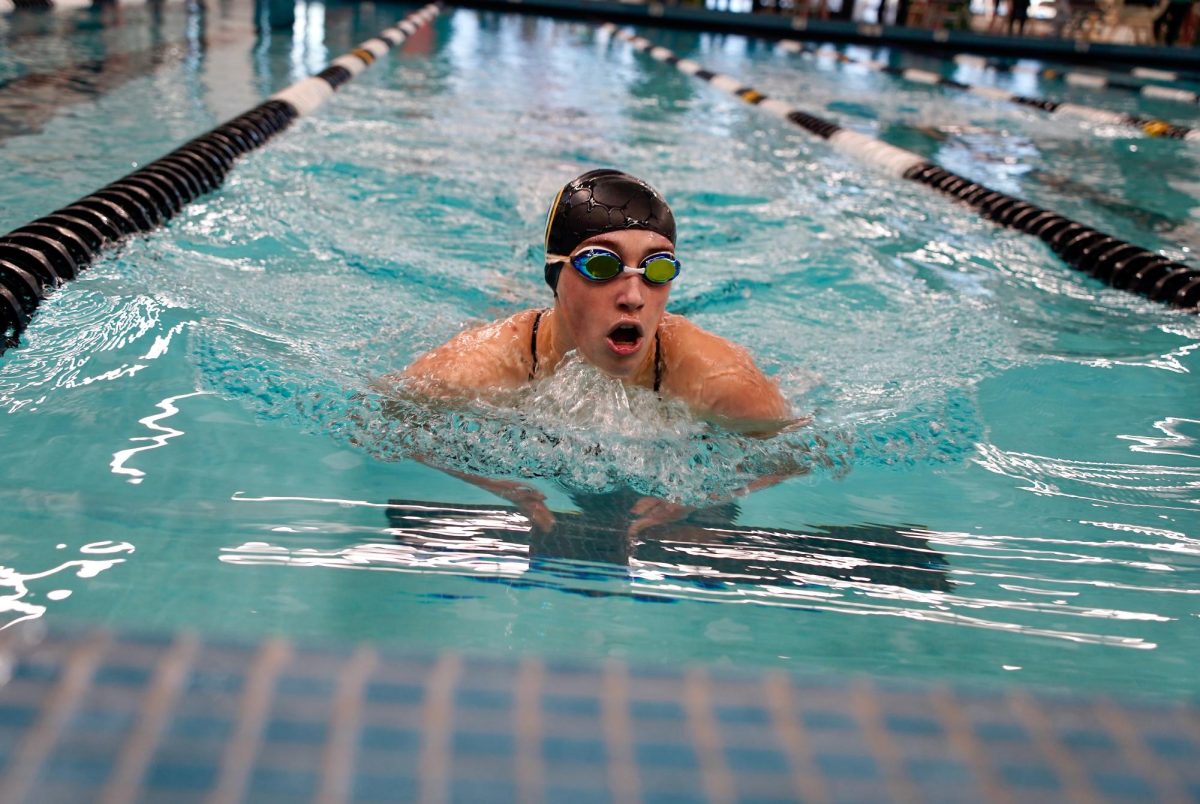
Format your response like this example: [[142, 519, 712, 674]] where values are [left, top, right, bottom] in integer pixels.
[[397, 309, 540, 395], [658, 314, 761, 381], [658, 314, 792, 432], [658, 314, 745, 361]]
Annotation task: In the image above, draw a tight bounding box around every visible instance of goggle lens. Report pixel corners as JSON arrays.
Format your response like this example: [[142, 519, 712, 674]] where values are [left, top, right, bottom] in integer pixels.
[[579, 252, 623, 280], [643, 255, 679, 284]]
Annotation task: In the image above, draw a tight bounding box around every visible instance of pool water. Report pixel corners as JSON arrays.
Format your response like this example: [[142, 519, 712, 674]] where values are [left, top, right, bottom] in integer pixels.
[[1, 0, 1198, 699]]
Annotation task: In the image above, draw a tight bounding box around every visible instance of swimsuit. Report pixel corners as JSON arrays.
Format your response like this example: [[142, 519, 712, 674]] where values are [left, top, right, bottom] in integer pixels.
[[529, 309, 663, 392]]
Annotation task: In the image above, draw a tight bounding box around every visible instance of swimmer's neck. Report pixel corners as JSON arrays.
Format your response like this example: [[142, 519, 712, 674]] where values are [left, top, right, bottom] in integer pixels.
[[540, 307, 661, 388]]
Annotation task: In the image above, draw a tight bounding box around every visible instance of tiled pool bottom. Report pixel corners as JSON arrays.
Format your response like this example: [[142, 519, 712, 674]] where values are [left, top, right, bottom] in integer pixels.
[[0, 632, 1196, 803]]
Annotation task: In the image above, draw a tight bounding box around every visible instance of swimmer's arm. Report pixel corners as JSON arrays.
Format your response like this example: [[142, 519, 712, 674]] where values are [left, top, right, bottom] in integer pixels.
[[372, 372, 554, 535], [700, 364, 797, 436], [369, 408, 556, 531], [663, 318, 800, 437]]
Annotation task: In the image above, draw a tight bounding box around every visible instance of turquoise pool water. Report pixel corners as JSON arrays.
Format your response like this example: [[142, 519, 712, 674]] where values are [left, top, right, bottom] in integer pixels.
[[1, 1, 1198, 699]]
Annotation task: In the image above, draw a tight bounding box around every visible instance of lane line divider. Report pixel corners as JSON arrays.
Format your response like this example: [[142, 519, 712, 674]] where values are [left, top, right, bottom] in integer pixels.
[[0, 3, 443, 354], [605, 25, 1199, 312], [781, 40, 1196, 139], [955, 53, 1200, 103]]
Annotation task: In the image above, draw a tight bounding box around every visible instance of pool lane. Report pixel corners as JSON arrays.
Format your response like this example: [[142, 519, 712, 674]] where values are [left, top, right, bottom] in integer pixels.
[[0, 4, 442, 351], [605, 25, 1200, 312], [951, 54, 1200, 102], [777, 40, 1199, 140]]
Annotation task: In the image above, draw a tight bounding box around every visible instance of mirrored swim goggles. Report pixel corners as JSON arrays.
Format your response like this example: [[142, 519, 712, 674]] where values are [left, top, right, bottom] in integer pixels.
[[546, 248, 681, 285]]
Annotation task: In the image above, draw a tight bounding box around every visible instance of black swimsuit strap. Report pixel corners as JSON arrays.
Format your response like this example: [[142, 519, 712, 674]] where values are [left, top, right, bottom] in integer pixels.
[[529, 309, 545, 381], [654, 330, 663, 393]]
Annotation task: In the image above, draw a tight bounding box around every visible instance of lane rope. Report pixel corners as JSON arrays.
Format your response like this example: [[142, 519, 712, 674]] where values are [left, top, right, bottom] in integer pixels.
[[605, 25, 1199, 312], [954, 53, 1200, 106], [0, 3, 443, 352], [1131, 66, 1200, 84], [780, 40, 1197, 140]]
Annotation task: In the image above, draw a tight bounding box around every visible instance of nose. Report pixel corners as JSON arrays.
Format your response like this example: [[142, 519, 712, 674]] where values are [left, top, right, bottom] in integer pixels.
[[613, 273, 645, 312]]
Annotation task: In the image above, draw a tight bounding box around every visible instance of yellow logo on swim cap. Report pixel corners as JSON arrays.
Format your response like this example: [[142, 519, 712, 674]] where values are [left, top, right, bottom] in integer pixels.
[[544, 185, 566, 251]]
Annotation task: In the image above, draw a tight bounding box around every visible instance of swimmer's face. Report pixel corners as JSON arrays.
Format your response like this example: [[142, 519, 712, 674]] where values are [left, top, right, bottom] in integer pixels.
[[554, 229, 673, 381]]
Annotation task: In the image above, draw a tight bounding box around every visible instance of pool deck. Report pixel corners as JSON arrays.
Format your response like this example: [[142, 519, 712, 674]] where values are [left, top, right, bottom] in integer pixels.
[[447, 0, 1200, 69], [0, 628, 1196, 802]]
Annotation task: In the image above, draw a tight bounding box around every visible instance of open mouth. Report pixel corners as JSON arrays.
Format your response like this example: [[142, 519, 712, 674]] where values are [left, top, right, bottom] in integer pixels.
[[606, 322, 644, 356]]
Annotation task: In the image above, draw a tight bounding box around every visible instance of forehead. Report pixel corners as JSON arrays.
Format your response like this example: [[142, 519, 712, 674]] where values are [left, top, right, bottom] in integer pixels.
[[574, 229, 674, 254]]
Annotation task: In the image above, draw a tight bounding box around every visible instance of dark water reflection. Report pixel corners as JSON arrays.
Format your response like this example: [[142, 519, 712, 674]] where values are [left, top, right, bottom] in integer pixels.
[[385, 493, 953, 598]]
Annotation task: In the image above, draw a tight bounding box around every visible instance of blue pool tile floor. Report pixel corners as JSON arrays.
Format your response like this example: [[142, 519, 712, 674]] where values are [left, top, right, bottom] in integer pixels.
[[0, 630, 1195, 802]]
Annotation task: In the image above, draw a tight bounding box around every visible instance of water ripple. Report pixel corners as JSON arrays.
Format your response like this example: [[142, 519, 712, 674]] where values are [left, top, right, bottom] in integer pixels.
[[973, 443, 1200, 510]]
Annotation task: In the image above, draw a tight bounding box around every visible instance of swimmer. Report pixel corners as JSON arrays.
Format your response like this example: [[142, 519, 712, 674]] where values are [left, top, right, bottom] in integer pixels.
[[389, 168, 798, 535], [401, 168, 790, 430]]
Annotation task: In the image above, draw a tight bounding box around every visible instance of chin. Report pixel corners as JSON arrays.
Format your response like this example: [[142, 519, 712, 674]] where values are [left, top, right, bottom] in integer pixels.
[[602, 365, 637, 381], [597, 352, 642, 380]]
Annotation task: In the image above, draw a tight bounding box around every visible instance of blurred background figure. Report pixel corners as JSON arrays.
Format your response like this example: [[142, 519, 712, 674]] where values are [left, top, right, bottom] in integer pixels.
[[1155, 0, 1194, 43], [1008, 0, 1031, 32]]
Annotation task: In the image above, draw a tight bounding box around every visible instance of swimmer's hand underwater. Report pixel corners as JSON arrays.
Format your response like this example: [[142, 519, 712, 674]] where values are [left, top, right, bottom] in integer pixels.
[[440, 470, 557, 534]]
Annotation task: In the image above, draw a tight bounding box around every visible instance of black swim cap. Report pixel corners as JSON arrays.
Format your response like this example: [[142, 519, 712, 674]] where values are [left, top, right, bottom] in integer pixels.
[[543, 169, 676, 291]]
